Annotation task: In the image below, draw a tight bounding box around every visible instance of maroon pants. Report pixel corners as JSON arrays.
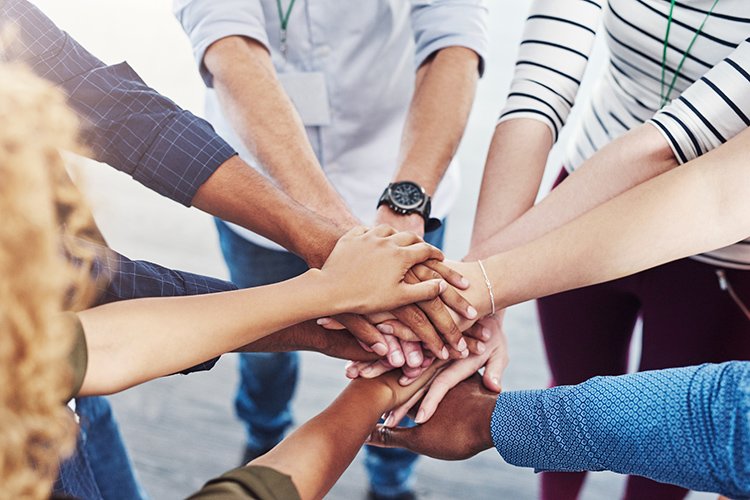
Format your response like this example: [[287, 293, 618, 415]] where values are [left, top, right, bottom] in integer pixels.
[[537, 169, 750, 500]]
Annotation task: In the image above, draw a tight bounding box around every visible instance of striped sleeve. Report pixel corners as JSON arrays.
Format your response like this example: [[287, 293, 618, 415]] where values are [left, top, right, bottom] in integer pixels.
[[498, 0, 604, 142], [650, 38, 750, 164]]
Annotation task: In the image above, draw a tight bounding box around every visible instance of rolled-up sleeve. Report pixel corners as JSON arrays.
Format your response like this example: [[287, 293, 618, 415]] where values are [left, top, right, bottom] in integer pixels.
[[409, 0, 490, 76], [173, 0, 269, 87], [649, 38, 750, 164], [1, 0, 237, 206]]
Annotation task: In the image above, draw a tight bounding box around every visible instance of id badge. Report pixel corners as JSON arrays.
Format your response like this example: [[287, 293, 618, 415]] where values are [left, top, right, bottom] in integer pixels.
[[278, 72, 331, 126]]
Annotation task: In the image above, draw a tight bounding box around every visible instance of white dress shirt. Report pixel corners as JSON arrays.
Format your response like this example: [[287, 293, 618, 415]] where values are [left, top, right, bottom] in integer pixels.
[[175, 0, 488, 250]]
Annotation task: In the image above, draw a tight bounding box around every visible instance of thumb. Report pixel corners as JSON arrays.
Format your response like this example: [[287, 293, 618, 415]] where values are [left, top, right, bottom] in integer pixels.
[[367, 424, 419, 452], [482, 349, 507, 393], [401, 279, 446, 304]]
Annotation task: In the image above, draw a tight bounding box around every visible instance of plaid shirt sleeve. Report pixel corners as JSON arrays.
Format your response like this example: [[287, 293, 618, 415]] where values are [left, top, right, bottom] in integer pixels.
[[92, 248, 238, 374], [0, 0, 237, 206]]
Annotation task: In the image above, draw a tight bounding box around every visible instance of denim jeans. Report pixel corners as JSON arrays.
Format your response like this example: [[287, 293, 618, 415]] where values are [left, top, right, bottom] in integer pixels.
[[55, 396, 146, 500], [216, 219, 446, 497]]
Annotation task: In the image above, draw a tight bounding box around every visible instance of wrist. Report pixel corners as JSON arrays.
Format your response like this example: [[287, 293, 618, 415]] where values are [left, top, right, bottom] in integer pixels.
[[375, 205, 425, 236], [477, 393, 498, 451]]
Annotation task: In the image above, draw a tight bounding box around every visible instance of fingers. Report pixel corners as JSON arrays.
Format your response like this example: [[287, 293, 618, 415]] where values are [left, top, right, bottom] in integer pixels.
[[416, 359, 483, 423], [374, 320, 420, 342], [316, 317, 347, 330], [463, 322, 491, 341], [399, 242, 445, 266], [400, 279, 447, 305], [482, 345, 508, 393], [465, 337, 485, 356], [383, 334, 405, 367], [400, 340, 424, 368], [334, 314, 388, 356], [344, 225, 368, 238], [423, 259, 470, 290], [367, 224, 396, 237], [412, 264, 476, 320], [391, 304, 447, 360], [359, 359, 395, 379]]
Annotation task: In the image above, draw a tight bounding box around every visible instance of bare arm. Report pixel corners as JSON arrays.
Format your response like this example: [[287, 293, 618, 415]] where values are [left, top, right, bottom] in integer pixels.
[[204, 36, 358, 229], [76, 226, 446, 396], [470, 123, 678, 258], [458, 125, 750, 314], [376, 47, 480, 234]]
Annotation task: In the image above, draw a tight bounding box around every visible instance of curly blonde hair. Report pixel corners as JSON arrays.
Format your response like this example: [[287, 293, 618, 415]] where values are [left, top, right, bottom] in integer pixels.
[[0, 63, 99, 499]]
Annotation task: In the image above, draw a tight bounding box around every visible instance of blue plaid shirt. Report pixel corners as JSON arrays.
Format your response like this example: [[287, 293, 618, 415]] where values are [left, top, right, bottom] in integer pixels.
[[1, 0, 237, 206]]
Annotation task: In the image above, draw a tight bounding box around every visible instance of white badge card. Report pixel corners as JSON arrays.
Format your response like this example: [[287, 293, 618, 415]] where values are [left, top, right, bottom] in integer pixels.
[[278, 72, 331, 126]]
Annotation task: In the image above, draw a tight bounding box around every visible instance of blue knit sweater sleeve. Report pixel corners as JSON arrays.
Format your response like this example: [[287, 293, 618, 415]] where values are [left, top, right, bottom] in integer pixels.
[[490, 362, 750, 498]]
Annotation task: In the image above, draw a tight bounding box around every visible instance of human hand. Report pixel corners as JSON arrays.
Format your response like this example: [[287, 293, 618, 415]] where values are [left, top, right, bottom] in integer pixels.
[[320, 225, 447, 316], [367, 373, 496, 460], [386, 313, 507, 424], [375, 205, 425, 238]]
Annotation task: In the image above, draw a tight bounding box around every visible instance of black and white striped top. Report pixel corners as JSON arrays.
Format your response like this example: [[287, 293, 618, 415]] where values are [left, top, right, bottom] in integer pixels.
[[500, 0, 750, 269]]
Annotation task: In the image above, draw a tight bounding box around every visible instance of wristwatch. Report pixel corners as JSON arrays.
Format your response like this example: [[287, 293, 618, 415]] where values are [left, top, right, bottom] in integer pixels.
[[377, 181, 442, 232]]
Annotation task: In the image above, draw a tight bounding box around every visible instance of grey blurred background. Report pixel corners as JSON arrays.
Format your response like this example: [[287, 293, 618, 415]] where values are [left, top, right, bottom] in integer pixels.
[[34, 1, 713, 499]]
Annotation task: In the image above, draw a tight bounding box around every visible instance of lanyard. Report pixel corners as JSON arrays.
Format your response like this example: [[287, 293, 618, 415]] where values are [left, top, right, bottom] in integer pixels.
[[277, 0, 298, 56], [660, 0, 720, 107]]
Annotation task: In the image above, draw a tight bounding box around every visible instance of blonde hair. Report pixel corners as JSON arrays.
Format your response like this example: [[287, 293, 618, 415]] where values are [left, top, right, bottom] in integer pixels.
[[0, 63, 98, 499]]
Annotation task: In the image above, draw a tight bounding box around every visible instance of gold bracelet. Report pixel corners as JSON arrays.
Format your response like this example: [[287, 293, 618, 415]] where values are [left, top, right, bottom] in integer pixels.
[[477, 259, 496, 316]]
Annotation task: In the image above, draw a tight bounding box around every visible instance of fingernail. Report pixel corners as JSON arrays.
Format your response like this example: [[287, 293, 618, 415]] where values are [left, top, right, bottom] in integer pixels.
[[481, 327, 490, 340], [372, 343, 388, 356], [467, 306, 478, 319], [399, 375, 410, 385], [440, 346, 449, 360], [460, 277, 470, 288], [390, 351, 405, 366], [492, 377, 500, 388], [461, 349, 469, 358], [458, 338, 468, 351], [316, 318, 330, 325], [376, 324, 394, 334], [476, 341, 486, 354], [408, 352, 421, 366], [415, 409, 426, 424], [439, 280, 447, 293], [362, 365, 374, 376]]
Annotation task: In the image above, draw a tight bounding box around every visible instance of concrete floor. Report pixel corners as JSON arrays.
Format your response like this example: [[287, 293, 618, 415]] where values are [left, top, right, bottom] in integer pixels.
[[34, 1, 716, 498]]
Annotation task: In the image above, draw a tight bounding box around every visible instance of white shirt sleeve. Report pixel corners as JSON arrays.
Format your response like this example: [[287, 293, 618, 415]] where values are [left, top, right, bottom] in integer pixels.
[[497, 0, 604, 142], [650, 38, 750, 164], [173, 0, 270, 87], [409, 0, 490, 76]]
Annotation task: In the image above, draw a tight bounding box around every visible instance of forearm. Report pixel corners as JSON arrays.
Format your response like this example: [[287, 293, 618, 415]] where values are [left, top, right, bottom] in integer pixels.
[[491, 362, 750, 498], [483, 125, 750, 310], [252, 378, 393, 499], [474, 123, 678, 258], [193, 155, 344, 267], [395, 47, 479, 195], [468, 119, 552, 256], [205, 36, 357, 227], [77, 270, 338, 395], [238, 321, 379, 362]]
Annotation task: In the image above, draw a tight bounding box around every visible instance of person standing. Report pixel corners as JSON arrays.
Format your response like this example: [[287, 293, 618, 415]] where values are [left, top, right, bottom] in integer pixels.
[[174, 1, 488, 498]]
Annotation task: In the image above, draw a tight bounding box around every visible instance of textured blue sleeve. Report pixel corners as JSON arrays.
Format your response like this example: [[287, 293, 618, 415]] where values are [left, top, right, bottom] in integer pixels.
[[491, 362, 750, 499], [1, 0, 236, 206]]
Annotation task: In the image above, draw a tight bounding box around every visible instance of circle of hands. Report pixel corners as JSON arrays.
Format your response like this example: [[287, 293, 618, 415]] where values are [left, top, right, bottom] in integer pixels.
[[318, 224, 509, 431]]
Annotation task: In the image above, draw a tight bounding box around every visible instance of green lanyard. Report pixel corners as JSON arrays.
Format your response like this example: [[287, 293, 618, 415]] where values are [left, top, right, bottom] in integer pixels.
[[277, 0, 298, 56], [660, 0, 720, 107]]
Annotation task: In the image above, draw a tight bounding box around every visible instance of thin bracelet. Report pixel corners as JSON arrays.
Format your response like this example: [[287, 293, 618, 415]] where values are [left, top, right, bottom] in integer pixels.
[[477, 259, 496, 316]]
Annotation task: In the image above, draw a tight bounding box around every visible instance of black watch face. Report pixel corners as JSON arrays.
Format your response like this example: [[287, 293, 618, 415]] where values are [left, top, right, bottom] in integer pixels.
[[390, 182, 424, 209]]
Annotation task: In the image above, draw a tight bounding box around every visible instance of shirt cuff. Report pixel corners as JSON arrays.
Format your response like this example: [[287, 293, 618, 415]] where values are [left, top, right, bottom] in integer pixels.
[[490, 389, 550, 470]]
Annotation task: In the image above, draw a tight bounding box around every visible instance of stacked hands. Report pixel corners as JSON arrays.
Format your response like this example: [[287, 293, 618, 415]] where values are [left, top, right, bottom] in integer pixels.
[[316, 223, 508, 431]]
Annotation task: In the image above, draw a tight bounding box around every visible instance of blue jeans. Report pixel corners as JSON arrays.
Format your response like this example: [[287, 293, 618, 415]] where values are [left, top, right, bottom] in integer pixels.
[[216, 219, 446, 497], [55, 396, 146, 500]]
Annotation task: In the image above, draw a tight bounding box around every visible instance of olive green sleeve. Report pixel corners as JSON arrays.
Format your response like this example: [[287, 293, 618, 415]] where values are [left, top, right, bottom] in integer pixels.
[[63, 312, 88, 401], [187, 465, 301, 500]]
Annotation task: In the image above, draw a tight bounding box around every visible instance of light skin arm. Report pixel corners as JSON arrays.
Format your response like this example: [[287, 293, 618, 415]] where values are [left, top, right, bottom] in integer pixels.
[[75, 226, 446, 396], [204, 36, 358, 233], [376, 46, 481, 235], [456, 124, 750, 315], [469, 122, 679, 258]]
